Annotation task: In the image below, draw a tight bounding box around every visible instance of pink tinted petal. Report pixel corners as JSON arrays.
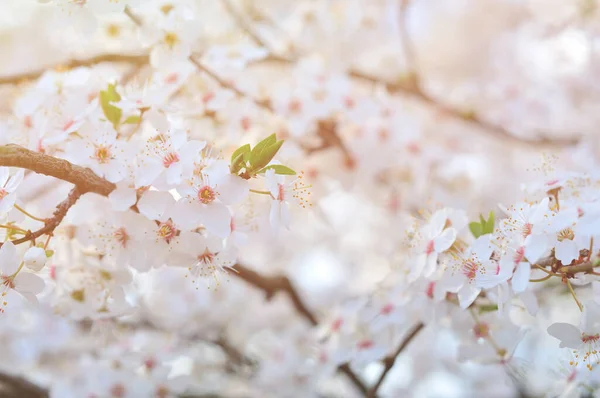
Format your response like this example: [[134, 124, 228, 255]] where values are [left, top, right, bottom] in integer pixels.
[[547, 323, 582, 349], [433, 227, 456, 253], [169, 201, 202, 230]]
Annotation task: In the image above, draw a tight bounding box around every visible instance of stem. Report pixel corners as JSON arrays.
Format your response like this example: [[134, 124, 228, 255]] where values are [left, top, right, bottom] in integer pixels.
[[367, 323, 424, 397], [0, 224, 27, 234], [249, 189, 272, 196], [14, 204, 46, 222], [533, 263, 558, 276], [530, 274, 553, 283], [566, 279, 583, 312]]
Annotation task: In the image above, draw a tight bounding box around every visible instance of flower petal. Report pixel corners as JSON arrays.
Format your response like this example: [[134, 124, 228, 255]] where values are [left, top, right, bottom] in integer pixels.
[[547, 323, 582, 349], [511, 262, 530, 293], [434, 227, 456, 253], [14, 272, 45, 295]]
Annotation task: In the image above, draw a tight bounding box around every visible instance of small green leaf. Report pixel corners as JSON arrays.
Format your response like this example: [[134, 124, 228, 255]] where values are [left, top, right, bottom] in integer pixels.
[[45, 249, 54, 258], [250, 134, 277, 162], [478, 303, 498, 314], [250, 140, 284, 171], [484, 211, 495, 234], [230, 152, 246, 174], [479, 214, 486, 225], [469, 222, 483, 238], [257, 165, 296, 175], [100, 83, 122, 129], [231, 144, 251, 164], [123, 115, 141, 124]]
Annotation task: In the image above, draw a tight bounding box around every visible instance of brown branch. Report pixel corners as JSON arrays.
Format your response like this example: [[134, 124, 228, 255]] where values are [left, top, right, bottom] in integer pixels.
[[559, 261, 598, 275], [0, 54, 148, 86], [0, 373, 48, 398], [367, 322, 425, 397], [0, 145, 115, 196], [0, 186, 82, 248]]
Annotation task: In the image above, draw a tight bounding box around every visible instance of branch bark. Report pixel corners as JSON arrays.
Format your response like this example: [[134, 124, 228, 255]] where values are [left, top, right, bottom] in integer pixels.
[[367, 322, 424, 397]]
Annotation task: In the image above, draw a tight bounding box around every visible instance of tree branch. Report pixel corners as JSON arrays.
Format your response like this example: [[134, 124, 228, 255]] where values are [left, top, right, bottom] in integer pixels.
[[367, 322, 424, 397], [0, 145, 115, 196], [0, 54, 148, 86], [0, 373, 48, 398]]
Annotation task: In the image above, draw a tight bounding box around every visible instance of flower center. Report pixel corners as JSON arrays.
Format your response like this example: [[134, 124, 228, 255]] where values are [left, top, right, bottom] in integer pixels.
[[162, 152, 180, 168], [110, 383, 126, 398], [197, 186, 216, 204], [522, 223, 533, 238], [157, 221, 177, 243], [197, 249, 215, 265], [426, 282, 435, 299], [380, 303, 394, 315], [425, 240, 435, 255], [514, 246, 525, 264], [462, 260, 478, 280], [473, 322, 490, 339], [93, 145, 113, 164], [164, 32, 179, 49], [357, 339, 374, 350], [0, 189, 7, 201], [557, 228, 575, 242], [2, 276, 14, 290], [582, 333, 600, 343], [277, 184, 285, 201], [113, 227, 129, 248]]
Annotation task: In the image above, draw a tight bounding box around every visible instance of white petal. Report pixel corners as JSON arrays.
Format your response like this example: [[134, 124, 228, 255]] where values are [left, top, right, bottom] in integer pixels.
[[0, 241, 19, 275], [422, 254, 437, 278], [433, 228, 456, 253], [200, 203, 231, 238], [217, 175, 249, 205], [524, 234, 548, 264], [169, 200, 202, 230], [0, 167, 8, 186], [269, 201, 281, 229], [458, 284, 480, 309], [593, 281, 600, 305], [428, 210, 447, 237], [5, 170, 24, 192], [555, 240, 579, 266], [520, 290, 538, 316], [23, 247, 47, 272], [547, 323, 582, 349], [135, 159, 164, 187], [581, 301, 600, 335], [14, 272, 45, 295], [511, 262, 530, 293], [108, 183, 137, 212], [137, 191, 174, 221]]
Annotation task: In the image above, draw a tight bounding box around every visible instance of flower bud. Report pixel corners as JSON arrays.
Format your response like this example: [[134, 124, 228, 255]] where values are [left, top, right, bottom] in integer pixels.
[[24, 246, 47, 271]]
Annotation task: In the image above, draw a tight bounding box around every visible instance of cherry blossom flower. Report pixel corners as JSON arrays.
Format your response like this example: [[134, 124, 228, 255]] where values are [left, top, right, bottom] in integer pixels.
[[265, 169, 311, 230], [0, 168, 24, 216], [0, 242, 45, 313]]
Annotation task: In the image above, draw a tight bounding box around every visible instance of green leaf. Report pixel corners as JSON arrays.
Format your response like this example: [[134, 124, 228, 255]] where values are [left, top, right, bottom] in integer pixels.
[[484, 210, 495, 234], [100, 83, 122, 129], [231, 144, 251, 164], [469, 222, 483, 239], [230, 152, 246, 174], [257, 165, 296, 175], [250, 140, 284, 171], [479, 214, 486, 225], [45, 249, 54, 258], [478, 303, 498, 314], [250, 134, 277, 162], [123, 115, 141, 124]]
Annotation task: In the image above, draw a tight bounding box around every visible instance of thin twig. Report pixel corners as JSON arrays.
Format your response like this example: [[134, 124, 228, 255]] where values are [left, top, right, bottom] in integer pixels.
[[367, 322, 425, 397], [566, 279, 583, 312]]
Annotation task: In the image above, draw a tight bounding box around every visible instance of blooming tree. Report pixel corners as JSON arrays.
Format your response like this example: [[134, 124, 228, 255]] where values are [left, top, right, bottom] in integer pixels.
[[1, 0, 600, 397]]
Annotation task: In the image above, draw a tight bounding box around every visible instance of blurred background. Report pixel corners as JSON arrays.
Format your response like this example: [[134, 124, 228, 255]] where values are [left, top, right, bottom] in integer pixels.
[[0, 1, 598, 397]]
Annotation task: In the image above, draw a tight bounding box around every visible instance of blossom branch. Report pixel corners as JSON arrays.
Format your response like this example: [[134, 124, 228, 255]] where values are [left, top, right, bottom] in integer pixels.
[[367, 322, 425, 397], [0, 144, 368, 396], [0, 373, 48, 398], [0, 54, 148, 86], [0, 145, 115, 196]]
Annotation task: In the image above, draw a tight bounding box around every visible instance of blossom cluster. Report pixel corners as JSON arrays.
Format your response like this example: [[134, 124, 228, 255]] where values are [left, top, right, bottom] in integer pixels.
[[0, 1, 599, 397]]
